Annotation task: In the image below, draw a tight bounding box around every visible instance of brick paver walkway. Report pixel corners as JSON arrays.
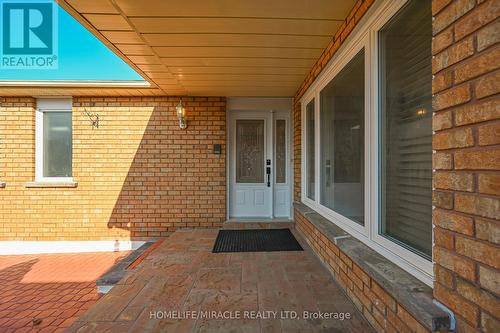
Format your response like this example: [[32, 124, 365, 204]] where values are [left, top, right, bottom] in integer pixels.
[[68, 227, 374, 332], [0, 251, 129, 333]]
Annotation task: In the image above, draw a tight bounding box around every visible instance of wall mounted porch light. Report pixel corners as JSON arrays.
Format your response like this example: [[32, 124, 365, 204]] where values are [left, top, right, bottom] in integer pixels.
[[176, 99, 187, 129], [416, 107, 427, 117]]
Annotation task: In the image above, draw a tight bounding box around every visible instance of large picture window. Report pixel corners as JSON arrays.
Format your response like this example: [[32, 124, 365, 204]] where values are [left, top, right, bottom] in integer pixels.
[[379, 0, 432, 258], [301, 0, 432, 284], [320, 50, 365, 225]]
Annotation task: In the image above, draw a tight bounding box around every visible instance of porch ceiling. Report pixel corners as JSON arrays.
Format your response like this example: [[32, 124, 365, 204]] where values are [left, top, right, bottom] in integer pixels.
[[50, 0, 356, 97]]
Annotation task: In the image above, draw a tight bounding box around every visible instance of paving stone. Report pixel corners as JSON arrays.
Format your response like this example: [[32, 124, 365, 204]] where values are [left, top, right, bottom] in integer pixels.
[[0, 252, 129, 332], [195, 318, 261, 333], [199, 290, 258, 312], [65, 227, 374, 332], [194, 267, 241, 292]]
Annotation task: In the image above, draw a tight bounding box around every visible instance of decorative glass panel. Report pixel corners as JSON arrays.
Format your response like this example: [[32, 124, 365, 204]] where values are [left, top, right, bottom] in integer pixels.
[[306, 100, 315, 200], [320, 50, 365, 225], [379, 0, 432, 258], [43, 112, 72, 177], [275, 119, 286, 184], [236, 119, 265, 183]]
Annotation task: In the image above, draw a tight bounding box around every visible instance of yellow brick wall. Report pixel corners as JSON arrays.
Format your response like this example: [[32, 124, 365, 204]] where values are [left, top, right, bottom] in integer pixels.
[[431, 1, 500, 331], [0, 96, 226, 240]]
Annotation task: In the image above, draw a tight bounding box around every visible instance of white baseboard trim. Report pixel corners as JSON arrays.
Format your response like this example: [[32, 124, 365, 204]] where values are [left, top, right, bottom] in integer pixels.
[[0, 240, 147, 255]]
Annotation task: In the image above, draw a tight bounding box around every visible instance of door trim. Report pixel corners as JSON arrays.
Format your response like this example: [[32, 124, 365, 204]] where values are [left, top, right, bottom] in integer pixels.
[[226, 100, 293, 220]]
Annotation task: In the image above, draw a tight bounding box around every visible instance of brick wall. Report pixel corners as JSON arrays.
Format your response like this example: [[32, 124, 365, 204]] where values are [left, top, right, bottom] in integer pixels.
[[295, 211, 433, 332], [431, 0, 499, 332], [0, 96, 226, 240]]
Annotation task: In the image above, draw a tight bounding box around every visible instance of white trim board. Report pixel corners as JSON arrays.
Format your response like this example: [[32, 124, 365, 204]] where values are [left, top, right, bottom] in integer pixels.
[[0, 80, 151, 87], [0, 240, 146, 255]]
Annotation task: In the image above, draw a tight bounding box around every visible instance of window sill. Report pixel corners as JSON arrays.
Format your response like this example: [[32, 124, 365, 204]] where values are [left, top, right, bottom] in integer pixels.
[[294, 202, 452, 332], [24, 181, 78, 188], [0, 182, 5, 188]]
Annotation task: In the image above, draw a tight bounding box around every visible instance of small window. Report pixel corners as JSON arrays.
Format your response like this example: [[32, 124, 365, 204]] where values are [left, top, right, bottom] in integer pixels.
[[235, 119, 265, 183], [36, 99, 73, 181], [305, 99, 315, 200], [379, 0, 432, 258], [320, 50, 365, 225], [275, 119, 287, 184]]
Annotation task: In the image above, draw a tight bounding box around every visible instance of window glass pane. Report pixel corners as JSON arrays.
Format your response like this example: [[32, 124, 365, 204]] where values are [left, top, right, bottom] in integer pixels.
[[275, 119, 286, 184], [43, 112, 72, 177], [306, 100, 315, 200], [236, 119, 265, 183], [379, 0, 432, 258], [320, 50, 365, 225]]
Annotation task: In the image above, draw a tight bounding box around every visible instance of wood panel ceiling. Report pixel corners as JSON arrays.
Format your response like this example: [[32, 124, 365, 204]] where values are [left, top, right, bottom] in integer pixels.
[[54, 0, 356, 97]]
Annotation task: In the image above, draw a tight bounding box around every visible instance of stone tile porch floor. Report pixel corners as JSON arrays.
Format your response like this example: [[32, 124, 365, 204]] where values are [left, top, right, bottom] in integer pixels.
[[67, 224, 374, 333], [0, 251, 130, 333]]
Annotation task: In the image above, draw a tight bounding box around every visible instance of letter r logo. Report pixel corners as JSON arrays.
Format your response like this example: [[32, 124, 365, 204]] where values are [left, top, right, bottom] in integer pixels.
[[2, 1, 53, 55]]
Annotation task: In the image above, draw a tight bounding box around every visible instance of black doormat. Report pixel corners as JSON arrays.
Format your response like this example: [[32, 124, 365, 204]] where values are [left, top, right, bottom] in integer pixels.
[[212, 228, 303, 253]]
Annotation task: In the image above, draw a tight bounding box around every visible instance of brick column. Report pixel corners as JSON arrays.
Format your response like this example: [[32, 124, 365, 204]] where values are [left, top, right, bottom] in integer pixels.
[[431, 0, 499, 331]]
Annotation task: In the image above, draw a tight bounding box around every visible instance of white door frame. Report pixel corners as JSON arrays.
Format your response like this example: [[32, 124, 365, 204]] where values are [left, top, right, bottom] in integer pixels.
[[226, 98, 293, 221]]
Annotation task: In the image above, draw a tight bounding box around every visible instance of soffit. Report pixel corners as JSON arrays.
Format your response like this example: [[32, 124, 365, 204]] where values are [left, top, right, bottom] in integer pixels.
[[55, 0, 356, 97]]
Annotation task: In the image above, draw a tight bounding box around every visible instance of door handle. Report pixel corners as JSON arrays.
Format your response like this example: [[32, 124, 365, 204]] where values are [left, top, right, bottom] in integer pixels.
[[266, 159, 271, 187], [326, 159, 331, 187], [266, 167, 271, 187]]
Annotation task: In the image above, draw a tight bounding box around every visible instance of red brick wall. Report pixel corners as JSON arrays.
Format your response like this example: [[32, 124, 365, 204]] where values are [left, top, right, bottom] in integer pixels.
[[0, 96, 226, 240], [431, 0, 500, 332]]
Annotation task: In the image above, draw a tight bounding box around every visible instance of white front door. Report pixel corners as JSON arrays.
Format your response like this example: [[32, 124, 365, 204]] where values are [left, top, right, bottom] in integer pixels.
[[229, 110, 291, 219]]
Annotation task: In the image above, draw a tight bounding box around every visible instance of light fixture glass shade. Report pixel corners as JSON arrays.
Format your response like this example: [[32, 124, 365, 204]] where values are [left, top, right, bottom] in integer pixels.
[[176, 101, 185, 118], [176, 100, 187, 129]]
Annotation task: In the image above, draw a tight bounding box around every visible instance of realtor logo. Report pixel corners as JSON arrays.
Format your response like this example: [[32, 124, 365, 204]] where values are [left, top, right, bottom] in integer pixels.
[[1, 0, 58, 69]]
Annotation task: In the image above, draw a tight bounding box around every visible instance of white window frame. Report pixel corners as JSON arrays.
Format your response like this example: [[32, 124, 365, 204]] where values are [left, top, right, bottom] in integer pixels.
[[300, 0, 433, 286], [301, 94, 316, 207], [35, 98, 73, 183]]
